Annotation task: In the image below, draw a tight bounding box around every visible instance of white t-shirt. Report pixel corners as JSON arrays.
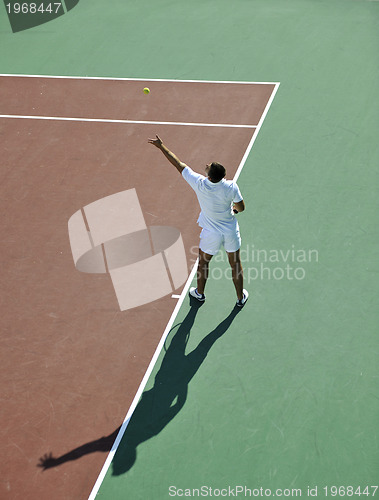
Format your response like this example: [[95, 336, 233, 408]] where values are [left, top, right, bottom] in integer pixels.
[[182, 166, 243, 233]]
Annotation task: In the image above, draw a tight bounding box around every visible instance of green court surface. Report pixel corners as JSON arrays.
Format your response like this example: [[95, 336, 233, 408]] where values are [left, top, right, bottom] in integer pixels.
[[1, 0, 378, 499]]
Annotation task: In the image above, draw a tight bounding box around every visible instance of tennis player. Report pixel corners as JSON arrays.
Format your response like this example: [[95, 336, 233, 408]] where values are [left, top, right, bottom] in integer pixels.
[[148, 135, 248, 308]]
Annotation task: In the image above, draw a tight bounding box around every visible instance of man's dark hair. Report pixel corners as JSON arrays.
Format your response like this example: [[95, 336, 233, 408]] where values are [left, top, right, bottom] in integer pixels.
[[208, 162, 226, 183]]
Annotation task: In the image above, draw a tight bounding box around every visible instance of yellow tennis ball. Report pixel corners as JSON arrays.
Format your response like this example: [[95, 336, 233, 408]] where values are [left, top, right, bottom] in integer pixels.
[[143, 87, 150, 94]]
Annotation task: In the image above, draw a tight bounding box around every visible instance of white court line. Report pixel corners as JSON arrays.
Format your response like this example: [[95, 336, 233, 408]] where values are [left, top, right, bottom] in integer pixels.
[[233, 82, 280, 182], [0, 73, 279, 85], [88, 260, 199, 500], [0, 114, 256, 129], [87, 80, 280, 500], [0, 74, 279, 498]]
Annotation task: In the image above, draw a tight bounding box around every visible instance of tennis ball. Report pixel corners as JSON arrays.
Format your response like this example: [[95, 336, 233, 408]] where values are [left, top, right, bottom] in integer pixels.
[[143, 87, 150, 94]]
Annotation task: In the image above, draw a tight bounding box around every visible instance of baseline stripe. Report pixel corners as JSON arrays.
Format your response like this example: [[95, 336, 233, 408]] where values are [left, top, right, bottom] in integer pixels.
[[0, 73, 280, 85]]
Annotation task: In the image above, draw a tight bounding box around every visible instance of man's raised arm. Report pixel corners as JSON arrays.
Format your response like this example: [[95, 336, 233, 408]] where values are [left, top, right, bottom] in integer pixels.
[[148, 135, 187, 174]]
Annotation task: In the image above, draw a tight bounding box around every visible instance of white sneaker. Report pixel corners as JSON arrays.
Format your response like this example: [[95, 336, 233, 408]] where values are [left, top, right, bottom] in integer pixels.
[[236, 289, 249, 308], [189, 287, 206, 302]]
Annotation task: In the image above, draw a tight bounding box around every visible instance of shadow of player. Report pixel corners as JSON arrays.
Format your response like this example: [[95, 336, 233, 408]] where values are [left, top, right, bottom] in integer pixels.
[[38, 299, 241, 475]]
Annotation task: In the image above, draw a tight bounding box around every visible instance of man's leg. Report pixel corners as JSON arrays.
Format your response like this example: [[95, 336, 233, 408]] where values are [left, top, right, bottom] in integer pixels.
[[197, 249, 213, 295], [227, 250, 244, 301]]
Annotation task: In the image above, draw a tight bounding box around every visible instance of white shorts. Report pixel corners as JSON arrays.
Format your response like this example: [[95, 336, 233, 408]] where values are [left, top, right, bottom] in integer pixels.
[[199, 227, 241, 255]]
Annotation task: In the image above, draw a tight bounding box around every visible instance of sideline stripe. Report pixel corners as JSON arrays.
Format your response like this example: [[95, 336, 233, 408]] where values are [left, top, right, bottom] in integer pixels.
[[88, 81, 280, 500], [88, 260, 199, 500], [0, 114, 256, 129], [0, 73, 279, 85], [233, 82, 280, 182]]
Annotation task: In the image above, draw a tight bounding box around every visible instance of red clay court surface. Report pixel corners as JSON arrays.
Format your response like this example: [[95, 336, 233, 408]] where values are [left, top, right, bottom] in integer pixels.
[[0, 75, 278, 499]]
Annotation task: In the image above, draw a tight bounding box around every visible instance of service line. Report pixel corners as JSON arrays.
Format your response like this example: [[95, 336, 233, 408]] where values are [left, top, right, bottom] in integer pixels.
[[0, 114, 257, 129]]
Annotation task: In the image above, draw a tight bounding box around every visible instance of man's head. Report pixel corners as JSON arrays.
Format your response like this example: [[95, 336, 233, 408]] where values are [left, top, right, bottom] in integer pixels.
[[205, 162, 226, 183]]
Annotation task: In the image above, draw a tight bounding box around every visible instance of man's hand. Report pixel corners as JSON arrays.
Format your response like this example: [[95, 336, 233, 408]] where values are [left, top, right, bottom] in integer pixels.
[[148, 135, 187, 174], [148, 135, 163, 149], [233, 200, 245, 213]]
